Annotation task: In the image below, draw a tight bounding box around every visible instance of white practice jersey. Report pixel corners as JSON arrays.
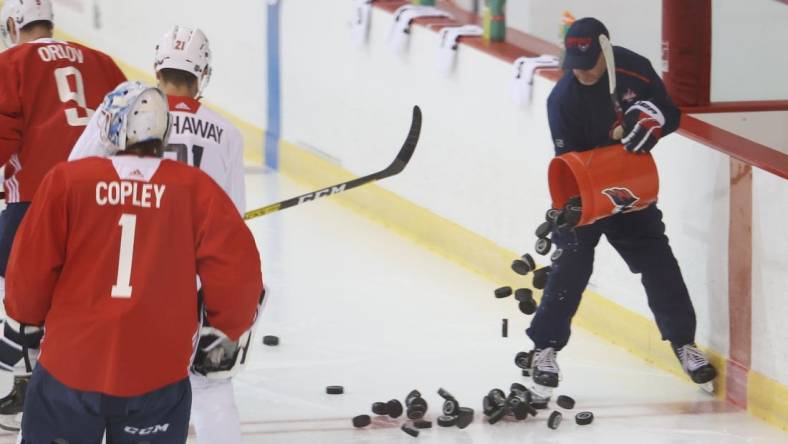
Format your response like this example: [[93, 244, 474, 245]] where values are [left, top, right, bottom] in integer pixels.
[[69, 95, 246, 214]]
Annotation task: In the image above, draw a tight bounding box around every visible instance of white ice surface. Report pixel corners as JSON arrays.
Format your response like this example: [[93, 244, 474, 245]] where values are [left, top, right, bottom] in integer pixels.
[[0, 170, 784, 443]]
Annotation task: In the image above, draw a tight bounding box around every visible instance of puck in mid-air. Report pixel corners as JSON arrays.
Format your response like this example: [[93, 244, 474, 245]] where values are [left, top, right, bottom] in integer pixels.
[[535, 237, 552, 256], [514, 288, 533, 302], [532, 266, 551, 290], [326, 385, 344, 395], [550, 248, 563, 262], [352, 414, 371, 428], [546, 208, 561, 225], [455, 407, 474, 429], [437, 388, 454, 400], [401, 424, 419, 437], [386, 399, 403, 418], [519, 299, 537, 315], [494, 286, 513, 298], [442, 398, 460, 416], [501, 318, 508, 337], [514, 351, 533, 370], [547, 410, 562, 429], [556, 395, 575, 409], [437, 415, 457, 427], [262, 335, 279, 346], [413, 419, 432, 429], [575, 411, 594, 425], [535, 221, 552, 239]]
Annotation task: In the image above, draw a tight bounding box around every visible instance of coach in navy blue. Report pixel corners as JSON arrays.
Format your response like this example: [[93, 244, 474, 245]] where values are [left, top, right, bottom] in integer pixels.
[[524, 17, 717, 395]]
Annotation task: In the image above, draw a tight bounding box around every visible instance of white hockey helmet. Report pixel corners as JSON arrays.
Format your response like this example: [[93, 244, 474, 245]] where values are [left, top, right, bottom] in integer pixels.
[[154, 25, 212, 99], [99, 81, 171, 154], [0, 0, 54, 48]]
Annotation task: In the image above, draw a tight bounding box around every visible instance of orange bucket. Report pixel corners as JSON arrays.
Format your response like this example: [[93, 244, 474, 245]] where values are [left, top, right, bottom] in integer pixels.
[[547, 144, 659, 227]]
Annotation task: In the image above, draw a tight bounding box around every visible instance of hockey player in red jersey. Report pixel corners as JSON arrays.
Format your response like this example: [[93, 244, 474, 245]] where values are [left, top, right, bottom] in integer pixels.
[[3, 81, 263, 443], [0, 0, 126, 428], [69, 25, 252, 444]]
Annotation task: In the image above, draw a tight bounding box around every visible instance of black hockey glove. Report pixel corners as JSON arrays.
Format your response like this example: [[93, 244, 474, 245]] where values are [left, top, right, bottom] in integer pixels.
[[621, 100, 665, 154]]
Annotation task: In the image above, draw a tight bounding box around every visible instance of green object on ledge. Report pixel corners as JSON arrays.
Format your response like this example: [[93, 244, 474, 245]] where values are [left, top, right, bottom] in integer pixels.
[[483, 0, 506, 42]]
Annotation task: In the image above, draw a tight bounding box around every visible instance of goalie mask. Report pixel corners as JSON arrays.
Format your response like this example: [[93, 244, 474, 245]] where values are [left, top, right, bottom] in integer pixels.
[[99, 81, 172, 154], [154, 25, 212, 99], [0, 0, 54, 48]]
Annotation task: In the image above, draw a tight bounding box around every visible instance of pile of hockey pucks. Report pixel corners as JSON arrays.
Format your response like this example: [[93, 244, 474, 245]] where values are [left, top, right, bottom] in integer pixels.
[[547, 394, 594, 429], [354, 389, 451, 437], [436, 388, 474, 430], [482, 383, 539, 424]]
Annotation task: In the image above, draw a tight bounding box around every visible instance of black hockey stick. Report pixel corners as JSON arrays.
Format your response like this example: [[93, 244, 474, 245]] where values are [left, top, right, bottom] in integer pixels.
[[243, 105, 422, 220], [599, 34, 624, 140]]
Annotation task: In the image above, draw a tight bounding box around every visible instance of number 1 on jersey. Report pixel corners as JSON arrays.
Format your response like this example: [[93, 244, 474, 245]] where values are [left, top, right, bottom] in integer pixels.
[[112, 214, 137, 298]]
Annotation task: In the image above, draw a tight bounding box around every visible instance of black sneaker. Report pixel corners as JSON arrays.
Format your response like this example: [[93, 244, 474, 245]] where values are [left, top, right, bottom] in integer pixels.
[[0, 375, 28, 432], [672, 343, 717, 384]]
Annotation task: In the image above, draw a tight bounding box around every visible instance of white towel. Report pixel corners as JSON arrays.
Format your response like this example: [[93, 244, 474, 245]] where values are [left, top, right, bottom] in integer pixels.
[[437, 25, 483, 75], [350, 0, 373, 47], [388, 5, 453, 54], [510, 55, 560, 106]]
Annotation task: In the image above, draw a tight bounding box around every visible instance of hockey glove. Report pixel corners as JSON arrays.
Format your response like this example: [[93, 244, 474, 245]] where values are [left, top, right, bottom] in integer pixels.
[[191, 326, 253, 379], [621, 100, 665, 154]]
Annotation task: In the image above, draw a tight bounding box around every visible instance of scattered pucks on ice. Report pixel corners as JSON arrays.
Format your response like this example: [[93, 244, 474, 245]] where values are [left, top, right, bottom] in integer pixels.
[[547, 410, 563, 429], [352, 414, 371, 428], [575, 411, 594, 425], [401, 423, 419, 437], [556, 395, 575, 409], [494, 286, 513, 298]]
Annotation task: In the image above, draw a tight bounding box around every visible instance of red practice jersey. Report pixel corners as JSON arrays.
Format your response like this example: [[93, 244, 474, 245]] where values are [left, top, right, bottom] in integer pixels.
[[4, 155, 263, 397], [0, 38, 126, 202]]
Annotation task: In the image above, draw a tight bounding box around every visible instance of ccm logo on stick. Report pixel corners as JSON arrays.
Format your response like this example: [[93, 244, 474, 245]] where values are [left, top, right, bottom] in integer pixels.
[[298, 185, 347, 203]]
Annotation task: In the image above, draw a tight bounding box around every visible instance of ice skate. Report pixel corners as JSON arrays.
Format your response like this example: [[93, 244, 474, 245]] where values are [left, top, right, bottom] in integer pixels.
[[0, 375, 28, 432], [673, 343, 717, 393], [520, 348, 560, 404]]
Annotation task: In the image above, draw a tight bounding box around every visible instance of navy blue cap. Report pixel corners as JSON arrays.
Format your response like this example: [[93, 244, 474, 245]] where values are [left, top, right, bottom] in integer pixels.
[[563, 17, 609, 70]]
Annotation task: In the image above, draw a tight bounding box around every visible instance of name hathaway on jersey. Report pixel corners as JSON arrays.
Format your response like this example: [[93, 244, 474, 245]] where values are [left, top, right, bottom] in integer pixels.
[[96, 181, 166, 209], [171, 114, 224, 144]]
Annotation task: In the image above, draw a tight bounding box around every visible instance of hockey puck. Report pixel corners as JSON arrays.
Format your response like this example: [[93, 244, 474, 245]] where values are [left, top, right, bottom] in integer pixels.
[[575, 411, 594, 425], [511, 259, 531, 275], [510, 382, 528, 394], [437, 415, 457, 427], [545, 208, 561, 225], [455, 407, 474, 429], [501, 318, 508, 337], [442, 398, 460, 416], [386, 399, 403, 418], [547, 410, 562, 429], [556, 395, 575, 409], [522, 369, 531, 377], [326, 385, 344, 395], [401, 424, 419, 438], [482, 395, 495, 416], [405, 389, 422, 405], [507, 394, 528, 420], [550, 248, 563, 262], [406, 397, 428, 420], [371, 401, 388, 415], [532, 266, 551, 290], [531, 399, 549, 410], [535, 237, 552, 256], [487, 407, 506, 425], [494, 286, 513, 298], [413, 419, 432, 429], [352, 414, 371, 428], [514, 288, 533, 302], [437, 387, 454, 400], [535, 221, 552, 239], [262, 335, 279, 346], [519, 298, 537, 315], [514, 351, 533, 370], [487, 388, 507, 408]]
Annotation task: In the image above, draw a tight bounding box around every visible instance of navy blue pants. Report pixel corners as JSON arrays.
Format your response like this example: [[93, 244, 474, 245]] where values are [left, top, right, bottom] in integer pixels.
[[526, 204, 696, 350], [0, 202, 30, 277], [21, 365, 191, 444]]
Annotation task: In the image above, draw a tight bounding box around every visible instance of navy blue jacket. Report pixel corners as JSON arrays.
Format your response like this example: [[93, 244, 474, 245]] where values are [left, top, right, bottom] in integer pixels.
[[547, 46, 680, 156]]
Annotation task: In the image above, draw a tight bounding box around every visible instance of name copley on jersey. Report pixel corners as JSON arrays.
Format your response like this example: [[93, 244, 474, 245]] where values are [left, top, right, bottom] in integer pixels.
[[171, 114, 224, 144], [95, 181, 166, 208], [297, 184, 347, 204]]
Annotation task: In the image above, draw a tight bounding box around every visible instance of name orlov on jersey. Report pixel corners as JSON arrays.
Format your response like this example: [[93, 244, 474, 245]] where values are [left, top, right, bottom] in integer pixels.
[[171, 114, 224, 144], [298, 184, 347, 204]]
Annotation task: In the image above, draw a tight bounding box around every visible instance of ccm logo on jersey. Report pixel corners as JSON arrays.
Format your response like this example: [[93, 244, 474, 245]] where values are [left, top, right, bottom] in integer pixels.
[[298, 184, 347, 204], [123, 424, 170, 435]]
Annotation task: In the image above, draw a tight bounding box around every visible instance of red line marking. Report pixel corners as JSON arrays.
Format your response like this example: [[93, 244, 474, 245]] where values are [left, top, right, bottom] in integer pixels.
[[615, 68, 652, 84], [682, 100, 788, 113]]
